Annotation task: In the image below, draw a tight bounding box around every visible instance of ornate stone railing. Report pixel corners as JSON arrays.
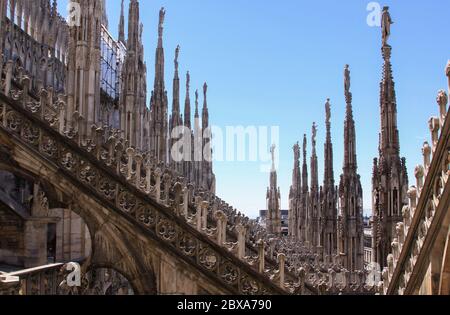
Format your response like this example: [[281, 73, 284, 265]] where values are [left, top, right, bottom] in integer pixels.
[[0, 74, 291, 295], [0, 273, 21, 295], [382, 62, 450, 295], [0, 263, 65, 295]]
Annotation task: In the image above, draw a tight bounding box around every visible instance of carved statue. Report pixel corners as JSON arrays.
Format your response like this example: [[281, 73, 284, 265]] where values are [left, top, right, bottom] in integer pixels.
[[270, 144, 276, 170], [344, 64, 351, 94], [293, 142, 300, 162], [158, 7, 166, 38], [312, 122, 317, 146], [446, 60, 450, 77], [325, 99, 331, 124], [303, 134, 307, 159], [381, 7, 393, 46], [186, 71, 190, 89], [174, 45, 180, 70]]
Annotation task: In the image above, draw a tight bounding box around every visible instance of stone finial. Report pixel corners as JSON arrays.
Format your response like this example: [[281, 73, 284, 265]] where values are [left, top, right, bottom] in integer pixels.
[[396, 222, 405, 245], [126, 147, 135, 180], [391, 238, 399, 261], [407, 186, 417, 210], [134, 153, 143, 185], [422, 142, 431, 171], [436, 89, 448, 122], [277, 253, 286, 289], [154, 168, 162, 203], [215, 210, 227, 245], [414, 165, 424, 192], [387, 254, 394, 277], [446, 60, 450, 78], [236, 224, 246, 259], [257, 239, 265, 273], [428, 117, 440, 147]]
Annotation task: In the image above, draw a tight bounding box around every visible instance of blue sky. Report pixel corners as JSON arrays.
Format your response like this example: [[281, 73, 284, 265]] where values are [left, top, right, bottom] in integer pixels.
[[59, 0, 449, 218]]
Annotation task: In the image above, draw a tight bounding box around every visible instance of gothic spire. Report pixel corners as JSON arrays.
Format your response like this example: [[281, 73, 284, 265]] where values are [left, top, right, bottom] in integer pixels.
[[343, 65, 357, 172], [310, 122, 319, 190], [324, 99, 335, 188], [292, 142, 301, 194], [171, 45, 181, 129], [184, 71, 191, 128], [302, 134, 309, 193], [267, 144, 281, 236], [127, 0, 140, 53], [118, 0, 125, 44], [202, 82, 209, 130], [154, 7, 166, 91], [149, 7, 169, 163], [379, 6, 400, 157]]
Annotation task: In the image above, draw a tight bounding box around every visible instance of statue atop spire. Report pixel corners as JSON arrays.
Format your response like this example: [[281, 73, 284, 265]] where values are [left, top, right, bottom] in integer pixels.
[[174, 45, 180, 73], [184, 71, 191, 129], [325, 98, 331, 126], [158, 7, 166, 39], [270, 144, 276, 171], [186, 71, 190, 90], [203, 82, 208, 103], [203, 82, 208, 96], [344, 64, 352, 102], [195, 89, 199, 117], [372, 6, 408, 270], [312, 122, 317, 149], [303, 134, 307, 162], [294, 142, 300, 163], [381, 6, 394, 47]]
